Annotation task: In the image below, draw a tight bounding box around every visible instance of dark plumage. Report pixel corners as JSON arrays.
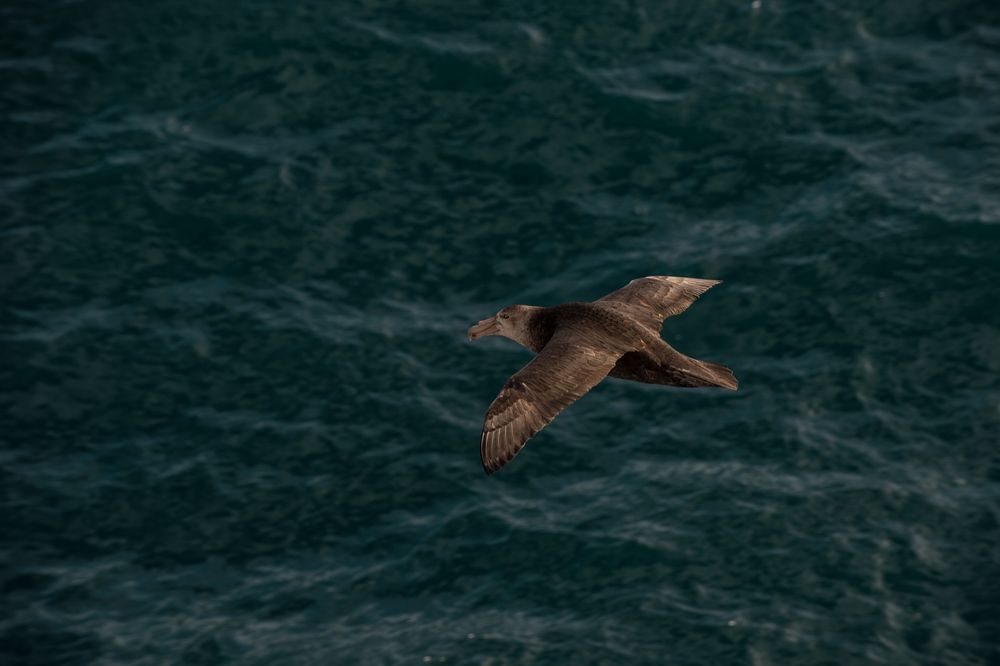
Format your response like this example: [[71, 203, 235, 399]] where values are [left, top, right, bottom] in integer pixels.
[[467, 276, 737, 474]]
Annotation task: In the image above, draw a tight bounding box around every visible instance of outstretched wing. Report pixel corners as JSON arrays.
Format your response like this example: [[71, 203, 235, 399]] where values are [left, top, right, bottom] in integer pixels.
[[480, 332, 622, 475], [597, 276, 720, 332]]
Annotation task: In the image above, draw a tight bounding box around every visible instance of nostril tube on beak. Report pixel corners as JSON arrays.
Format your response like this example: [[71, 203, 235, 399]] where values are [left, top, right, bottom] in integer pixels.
[[467, 315, 499, 340]]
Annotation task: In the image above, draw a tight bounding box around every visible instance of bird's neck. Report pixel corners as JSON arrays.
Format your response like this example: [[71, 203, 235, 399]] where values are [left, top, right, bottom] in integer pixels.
[[507, 306, 552, 353]]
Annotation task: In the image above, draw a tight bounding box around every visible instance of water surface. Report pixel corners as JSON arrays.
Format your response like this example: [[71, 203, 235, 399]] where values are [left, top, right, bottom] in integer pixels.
[[2, 1, 999, 664]]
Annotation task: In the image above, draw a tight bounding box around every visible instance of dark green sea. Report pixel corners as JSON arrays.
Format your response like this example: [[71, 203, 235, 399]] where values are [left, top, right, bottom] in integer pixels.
[[3, 1, 1000, 664]]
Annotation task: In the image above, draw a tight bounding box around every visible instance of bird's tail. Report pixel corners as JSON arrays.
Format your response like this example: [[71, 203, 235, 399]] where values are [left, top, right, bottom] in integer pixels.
[[658, 343, 739, 390], [609, 344, 739, 390]]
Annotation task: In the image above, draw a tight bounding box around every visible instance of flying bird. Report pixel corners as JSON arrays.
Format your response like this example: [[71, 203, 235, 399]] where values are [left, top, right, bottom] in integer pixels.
[[467, 276, 737, 474]]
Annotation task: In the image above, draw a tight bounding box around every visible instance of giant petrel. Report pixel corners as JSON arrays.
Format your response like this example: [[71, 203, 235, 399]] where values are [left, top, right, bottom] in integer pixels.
[[468, 276, 737, 474]]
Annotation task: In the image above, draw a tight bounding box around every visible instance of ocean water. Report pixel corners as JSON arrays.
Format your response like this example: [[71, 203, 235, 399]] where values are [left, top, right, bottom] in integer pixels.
[[3, 1, 1000, 663]]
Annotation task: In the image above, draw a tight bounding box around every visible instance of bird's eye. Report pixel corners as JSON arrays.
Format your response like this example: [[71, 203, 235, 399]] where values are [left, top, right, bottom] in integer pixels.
[[500, 313, 509, 320]]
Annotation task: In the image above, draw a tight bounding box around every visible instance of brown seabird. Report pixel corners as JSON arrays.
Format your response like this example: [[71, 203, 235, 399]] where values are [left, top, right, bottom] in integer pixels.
[[467, 275, 738, 474]]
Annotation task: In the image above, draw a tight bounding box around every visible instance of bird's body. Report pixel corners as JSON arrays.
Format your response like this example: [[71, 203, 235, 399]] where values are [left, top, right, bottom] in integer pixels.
[[468, 276, 737, 474]]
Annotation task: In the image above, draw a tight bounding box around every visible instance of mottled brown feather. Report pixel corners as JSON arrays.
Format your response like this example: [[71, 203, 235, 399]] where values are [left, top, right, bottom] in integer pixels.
[[479, 332, 622, 474], [597, 276, 720, 333]]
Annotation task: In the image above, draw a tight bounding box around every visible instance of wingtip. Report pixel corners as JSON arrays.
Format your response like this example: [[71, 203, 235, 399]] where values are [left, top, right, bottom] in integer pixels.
[[721, 373, 739, 391], [647, 275, 723, 292], [695, 277, 723, 290]]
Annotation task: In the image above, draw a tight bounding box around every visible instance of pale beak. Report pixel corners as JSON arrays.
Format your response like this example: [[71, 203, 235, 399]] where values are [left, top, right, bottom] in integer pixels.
[[467, 315, 500, 340]]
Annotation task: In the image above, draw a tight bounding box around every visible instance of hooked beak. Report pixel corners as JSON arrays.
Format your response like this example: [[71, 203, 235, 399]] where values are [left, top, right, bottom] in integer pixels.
[[467, 315, 499, 341]]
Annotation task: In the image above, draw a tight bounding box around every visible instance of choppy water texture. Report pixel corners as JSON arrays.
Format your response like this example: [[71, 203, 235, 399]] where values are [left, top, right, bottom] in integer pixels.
[[3, 1, 1000, 664]]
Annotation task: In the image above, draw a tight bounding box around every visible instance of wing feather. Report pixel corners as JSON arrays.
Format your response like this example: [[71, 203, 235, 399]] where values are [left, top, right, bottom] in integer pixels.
[[597, 275, 720, 332], [479, 332, 621, 474]]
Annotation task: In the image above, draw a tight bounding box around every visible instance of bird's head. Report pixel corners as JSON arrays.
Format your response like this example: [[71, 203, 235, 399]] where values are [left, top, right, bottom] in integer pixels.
[[467, 305, 536, 342]]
